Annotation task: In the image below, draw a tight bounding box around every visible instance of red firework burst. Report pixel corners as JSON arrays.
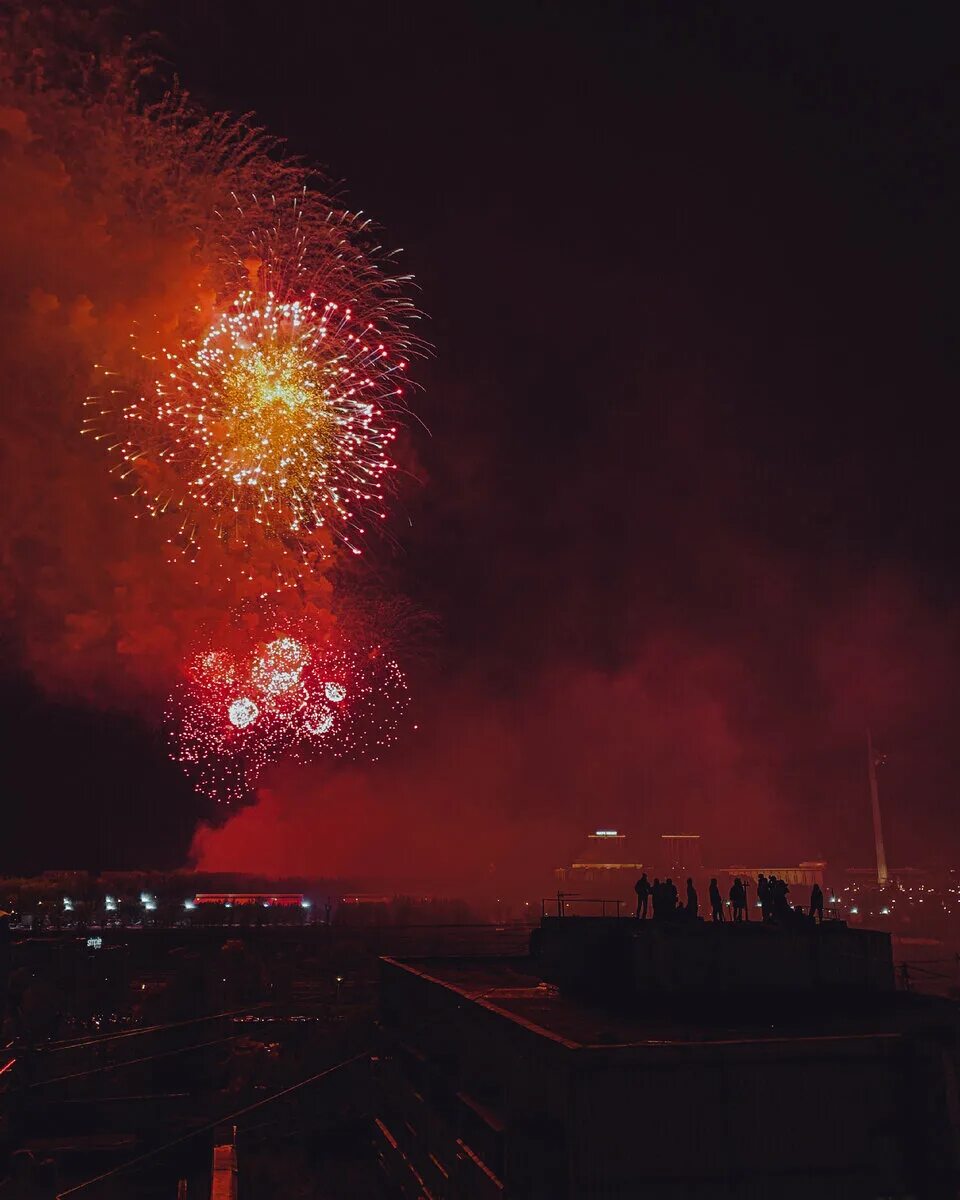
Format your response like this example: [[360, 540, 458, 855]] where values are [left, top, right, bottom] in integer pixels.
[[166, 624, 410, 803]]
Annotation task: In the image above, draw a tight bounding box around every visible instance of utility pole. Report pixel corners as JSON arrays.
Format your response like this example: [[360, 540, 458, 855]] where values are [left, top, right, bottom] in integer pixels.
[[867, 728, 888, 886]]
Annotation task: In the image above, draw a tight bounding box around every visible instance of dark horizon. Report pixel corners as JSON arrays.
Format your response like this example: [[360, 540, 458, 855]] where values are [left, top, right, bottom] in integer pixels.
[[2, 2, 959, 885]]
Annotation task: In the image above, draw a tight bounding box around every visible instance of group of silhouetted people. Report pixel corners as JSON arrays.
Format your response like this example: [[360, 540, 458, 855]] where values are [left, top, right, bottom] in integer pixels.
[[757, 873, 824, 923], [635, 872, 827, 925], [634, 873, 700, 922]]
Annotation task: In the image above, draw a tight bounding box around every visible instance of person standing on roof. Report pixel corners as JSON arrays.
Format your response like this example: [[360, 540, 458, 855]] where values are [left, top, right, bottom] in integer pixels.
[[709, 878, 724, 922], [730, 877, 746, 922], [634, 873, 651, 920], [686, 878, 699, 920], [810, 882, 824, 923], [757, 874, 770, 921]]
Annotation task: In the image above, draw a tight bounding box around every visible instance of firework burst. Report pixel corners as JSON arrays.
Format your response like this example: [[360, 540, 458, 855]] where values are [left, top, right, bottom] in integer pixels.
[[166, 621, 410, 803], [94, 287, 406, 556], [84, 173, 421, 583]]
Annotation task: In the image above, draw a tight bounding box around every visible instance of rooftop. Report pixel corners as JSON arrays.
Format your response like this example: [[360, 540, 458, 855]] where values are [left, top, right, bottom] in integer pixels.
[[383, 953, 957, 1051]]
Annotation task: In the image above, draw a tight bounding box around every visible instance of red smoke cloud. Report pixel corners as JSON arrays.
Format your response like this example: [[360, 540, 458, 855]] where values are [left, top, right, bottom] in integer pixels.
[[192, 548, 960, 890]]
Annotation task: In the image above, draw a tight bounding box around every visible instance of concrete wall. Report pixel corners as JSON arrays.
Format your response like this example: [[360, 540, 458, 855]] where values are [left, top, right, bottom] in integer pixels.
[[536, 916, 894, 995]]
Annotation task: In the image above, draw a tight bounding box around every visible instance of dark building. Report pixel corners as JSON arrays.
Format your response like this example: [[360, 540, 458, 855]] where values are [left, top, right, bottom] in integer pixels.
[[374, 919, 960, 1198]]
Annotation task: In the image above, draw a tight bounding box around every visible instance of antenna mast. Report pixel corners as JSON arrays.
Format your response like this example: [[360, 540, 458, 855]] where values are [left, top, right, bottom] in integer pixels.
[[867, 729, 888, 886]]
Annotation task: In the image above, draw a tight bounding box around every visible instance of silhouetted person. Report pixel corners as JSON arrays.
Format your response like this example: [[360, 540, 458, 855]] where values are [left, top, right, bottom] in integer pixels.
[[766, 875, 789, 921], [709, 878, 724, 922], [810, 882, 824, 923], [651, 878, 662, 920], [757, 873, 770, 921], [730, 877, 746, 922], [686, 878, 698, 920], [635, 873, 651, 919], [666, 878, 679, 917]]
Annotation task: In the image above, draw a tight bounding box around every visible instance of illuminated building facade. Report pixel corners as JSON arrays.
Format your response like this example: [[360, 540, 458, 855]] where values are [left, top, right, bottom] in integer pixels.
[[193, 893, 304, 907], [722, 861, 826, 901], [554, 830, 643, 897]]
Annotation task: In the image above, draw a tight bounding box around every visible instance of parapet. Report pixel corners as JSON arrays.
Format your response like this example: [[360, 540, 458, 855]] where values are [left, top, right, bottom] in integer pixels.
[[534, 915, 894, 997]]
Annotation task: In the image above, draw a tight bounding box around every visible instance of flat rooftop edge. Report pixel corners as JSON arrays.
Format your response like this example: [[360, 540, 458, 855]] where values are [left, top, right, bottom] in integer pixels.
[[380, 955, 956, 1052]]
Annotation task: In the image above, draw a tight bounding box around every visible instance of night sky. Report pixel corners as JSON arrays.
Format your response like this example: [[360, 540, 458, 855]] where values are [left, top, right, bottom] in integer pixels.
[[2, 3, 958, 884]]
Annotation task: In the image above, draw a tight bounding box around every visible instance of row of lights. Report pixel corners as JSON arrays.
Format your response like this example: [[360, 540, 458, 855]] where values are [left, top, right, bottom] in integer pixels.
[[63, 895, 315, 913]]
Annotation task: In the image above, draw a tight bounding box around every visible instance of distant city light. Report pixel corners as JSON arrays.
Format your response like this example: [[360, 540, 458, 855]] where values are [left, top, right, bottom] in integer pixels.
[[594, 830, 619, 837], [300, 899, 312, 909], [105, 895, 117, 912], [850, 906, 859, 914], [140, 892, 152, 905], [184, 900, 196, 910], [63, 898, 73, 911], [86, 936, 102, 950]]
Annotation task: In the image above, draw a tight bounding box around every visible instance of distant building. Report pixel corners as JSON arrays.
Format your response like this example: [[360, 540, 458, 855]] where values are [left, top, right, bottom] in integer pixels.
[[554, 830, 643, 898], [660, 832, 703, 877], [40, 870, 90, 884], [193, 893, 303, 907], [724, 861, 826, 892], [846, 866, 926, 885]]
